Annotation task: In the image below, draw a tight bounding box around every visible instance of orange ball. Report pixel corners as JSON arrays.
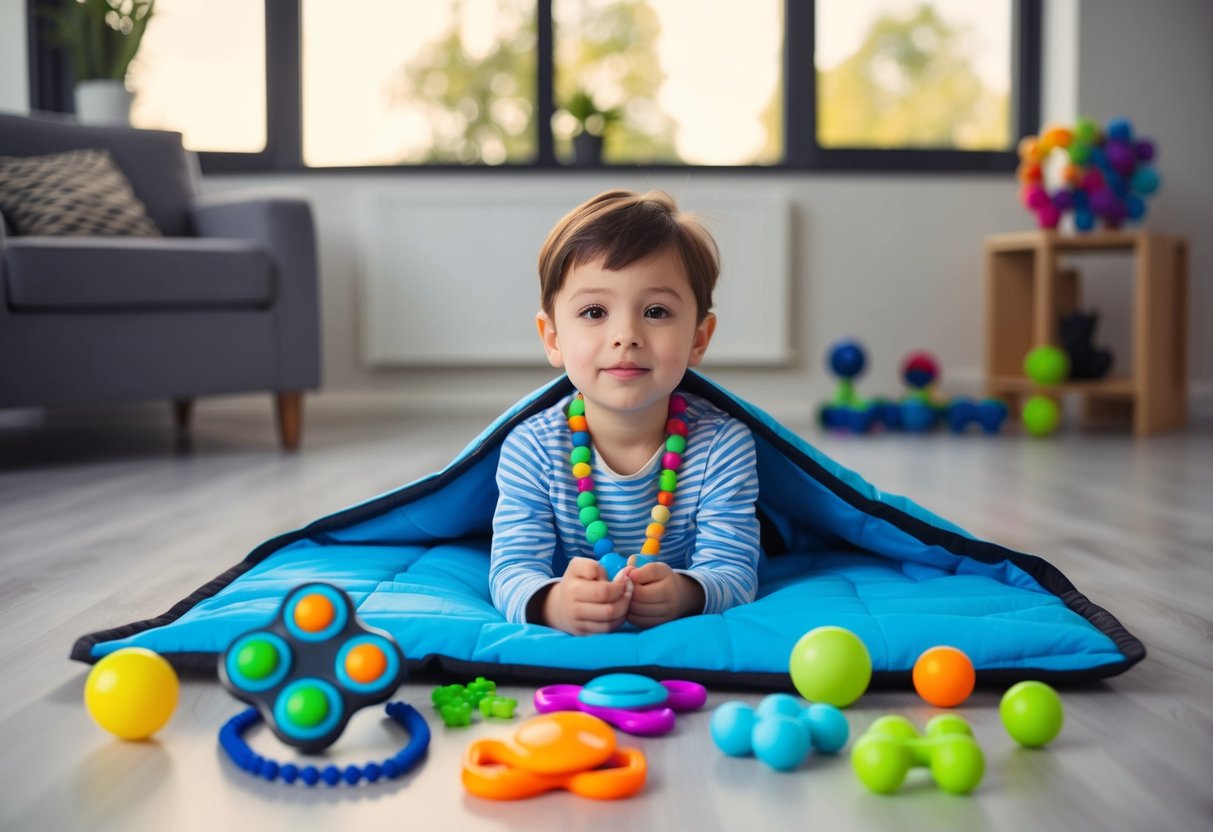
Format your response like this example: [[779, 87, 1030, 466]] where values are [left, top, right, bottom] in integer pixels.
[[345, 643, 388, 684], [913, 646, 976, 708], [294, 592, 336, 632]]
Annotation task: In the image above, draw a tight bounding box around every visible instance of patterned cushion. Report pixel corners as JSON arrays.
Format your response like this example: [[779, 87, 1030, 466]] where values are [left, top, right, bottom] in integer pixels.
[[0, 148, 160, 236]]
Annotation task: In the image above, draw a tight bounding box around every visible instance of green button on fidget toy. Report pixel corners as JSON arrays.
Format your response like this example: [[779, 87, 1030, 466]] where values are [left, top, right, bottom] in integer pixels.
[[219, 582, 408, 753]]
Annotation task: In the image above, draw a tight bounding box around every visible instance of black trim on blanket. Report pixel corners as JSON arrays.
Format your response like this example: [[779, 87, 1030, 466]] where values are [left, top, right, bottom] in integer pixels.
[[71, 372, 1145, 681]]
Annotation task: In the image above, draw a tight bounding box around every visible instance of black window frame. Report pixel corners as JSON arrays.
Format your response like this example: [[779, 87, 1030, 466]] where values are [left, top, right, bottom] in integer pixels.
[[29, 0, 1041, 175]]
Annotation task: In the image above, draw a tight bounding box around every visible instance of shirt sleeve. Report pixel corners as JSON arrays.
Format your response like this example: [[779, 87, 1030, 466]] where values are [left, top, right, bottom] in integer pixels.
[[678, 417, 761, 614], [489, 422, 562, 624]]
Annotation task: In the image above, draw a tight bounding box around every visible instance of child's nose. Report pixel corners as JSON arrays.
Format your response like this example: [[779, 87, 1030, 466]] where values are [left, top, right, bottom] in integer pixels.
[[613, 320, 642, 348]]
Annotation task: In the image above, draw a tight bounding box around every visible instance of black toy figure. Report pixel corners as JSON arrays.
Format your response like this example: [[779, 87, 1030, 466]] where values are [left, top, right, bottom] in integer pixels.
[[1060, 310, 1113, 380]]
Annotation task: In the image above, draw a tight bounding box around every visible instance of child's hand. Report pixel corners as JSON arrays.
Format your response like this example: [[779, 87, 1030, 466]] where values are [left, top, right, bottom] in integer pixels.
[[540, 557, 633, 635], [625, 562, 705, 629]]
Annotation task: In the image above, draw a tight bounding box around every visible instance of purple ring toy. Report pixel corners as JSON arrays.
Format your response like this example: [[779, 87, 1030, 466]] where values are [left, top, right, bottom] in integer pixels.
[[533, 673, 707, 736]]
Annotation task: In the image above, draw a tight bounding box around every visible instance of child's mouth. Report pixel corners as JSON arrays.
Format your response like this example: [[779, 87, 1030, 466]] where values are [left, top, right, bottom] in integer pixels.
[[604, 365, 649, 379]]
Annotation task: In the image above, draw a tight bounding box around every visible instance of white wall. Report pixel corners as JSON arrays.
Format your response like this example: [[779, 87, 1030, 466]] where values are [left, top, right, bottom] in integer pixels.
[[0, 0, 28, 113]]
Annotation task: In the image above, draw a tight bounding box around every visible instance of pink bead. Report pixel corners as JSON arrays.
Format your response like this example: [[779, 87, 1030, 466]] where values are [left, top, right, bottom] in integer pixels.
[[662, 451, 682, 470], [577, 477, 595, 492], [668, 395, 688, 416]]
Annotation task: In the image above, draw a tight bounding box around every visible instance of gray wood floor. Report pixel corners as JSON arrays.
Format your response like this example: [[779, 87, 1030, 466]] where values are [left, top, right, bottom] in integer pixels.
[[1, 392, 1210, 832]]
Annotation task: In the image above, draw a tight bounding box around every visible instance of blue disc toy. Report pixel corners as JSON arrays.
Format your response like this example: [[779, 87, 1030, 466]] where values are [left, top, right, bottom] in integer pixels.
[[219, 582, 408, 753]]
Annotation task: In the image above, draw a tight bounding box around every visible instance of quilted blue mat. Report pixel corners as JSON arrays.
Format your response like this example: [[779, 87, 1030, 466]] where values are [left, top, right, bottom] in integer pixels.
[[72, 373, 1144, 689]]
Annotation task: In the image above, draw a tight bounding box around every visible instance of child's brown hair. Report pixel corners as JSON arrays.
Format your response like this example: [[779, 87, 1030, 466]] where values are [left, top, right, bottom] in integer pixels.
[[538, 190, 719, 323]]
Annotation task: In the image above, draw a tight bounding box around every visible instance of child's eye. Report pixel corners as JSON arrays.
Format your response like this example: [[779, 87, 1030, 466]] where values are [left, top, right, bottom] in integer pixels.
[[644, 305, 671, 319], [578, 305, 607, 320]]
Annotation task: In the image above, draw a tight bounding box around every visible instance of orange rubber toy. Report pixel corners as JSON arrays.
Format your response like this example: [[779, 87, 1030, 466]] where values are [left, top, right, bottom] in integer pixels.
[[462, 712, 646, 800]]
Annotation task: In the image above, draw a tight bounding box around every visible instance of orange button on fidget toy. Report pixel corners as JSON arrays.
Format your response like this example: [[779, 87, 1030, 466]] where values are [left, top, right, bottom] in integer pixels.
[[462, 712, 646, 800]]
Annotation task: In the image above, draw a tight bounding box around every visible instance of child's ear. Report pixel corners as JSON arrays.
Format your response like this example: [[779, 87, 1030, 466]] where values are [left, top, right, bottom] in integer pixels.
[[536, 311, 564, 368], [688, 312, 717, 367]]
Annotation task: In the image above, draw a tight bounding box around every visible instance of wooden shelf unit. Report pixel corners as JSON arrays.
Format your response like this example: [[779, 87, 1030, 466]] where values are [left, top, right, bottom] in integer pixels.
[[984, 230, 1189, 436]]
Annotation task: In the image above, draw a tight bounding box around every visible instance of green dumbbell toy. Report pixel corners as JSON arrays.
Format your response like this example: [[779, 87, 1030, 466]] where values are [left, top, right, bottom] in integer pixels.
[[851, 714, 984, 795]]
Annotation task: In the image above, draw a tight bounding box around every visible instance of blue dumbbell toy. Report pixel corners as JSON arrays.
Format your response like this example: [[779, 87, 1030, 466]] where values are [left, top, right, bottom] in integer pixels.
[[850, 714, 984, 795], [710, 694, 849, 771], [219, 582, 408, 753]]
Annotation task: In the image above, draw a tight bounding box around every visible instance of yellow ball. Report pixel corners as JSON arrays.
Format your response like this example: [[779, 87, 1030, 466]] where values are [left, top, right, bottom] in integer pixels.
[[84, 647, 179, 740]]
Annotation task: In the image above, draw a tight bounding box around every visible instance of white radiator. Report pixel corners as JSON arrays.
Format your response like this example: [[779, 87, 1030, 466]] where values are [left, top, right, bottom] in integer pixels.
[[359, 191, 791, 366]]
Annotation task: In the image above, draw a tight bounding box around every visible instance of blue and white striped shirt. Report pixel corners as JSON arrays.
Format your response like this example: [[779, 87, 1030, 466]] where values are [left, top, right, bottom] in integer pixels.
[[490, 391, 761, 624]]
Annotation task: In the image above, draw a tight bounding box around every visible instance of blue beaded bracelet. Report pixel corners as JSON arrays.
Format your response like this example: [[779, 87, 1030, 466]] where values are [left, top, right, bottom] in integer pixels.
[[218, 701, 430, 786]]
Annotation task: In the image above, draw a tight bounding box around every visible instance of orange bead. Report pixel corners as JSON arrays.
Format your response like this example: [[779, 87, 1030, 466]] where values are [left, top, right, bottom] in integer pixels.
[[345, 643, 388, 684], [568, 415, 588, 433], [644, 522, 665, 539], [657, 491, 675, 507], [1017, 135, 1040, 162], [1017, 161, 1042, 184], [1042, 126, 1073, 149], [293, 593, 335, 632], [641, 538, 661, 555], [912, 646, 976, 708]]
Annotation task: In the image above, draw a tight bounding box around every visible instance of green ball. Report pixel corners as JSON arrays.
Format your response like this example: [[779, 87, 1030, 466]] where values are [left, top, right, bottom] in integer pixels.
[[1024, 346, 1070, 386], [851, 736, 911, 794], [1000, 681, 1064, 747], [285, 686, 329, 728], [1022, 395, 1061, 437], [789, 626, 872, 708], [930, 737, 985, 794], [234, 638, 279, 681]]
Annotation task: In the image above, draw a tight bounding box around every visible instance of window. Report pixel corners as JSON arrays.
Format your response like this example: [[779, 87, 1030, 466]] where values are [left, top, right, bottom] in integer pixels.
[[126, 0, 266, 153], [29, 0, 1040, 172]]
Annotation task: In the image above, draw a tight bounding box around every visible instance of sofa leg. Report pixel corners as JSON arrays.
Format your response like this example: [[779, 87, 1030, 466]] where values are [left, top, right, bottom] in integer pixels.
[[275, 392, 303, 451], [172, 398, 194, 434]]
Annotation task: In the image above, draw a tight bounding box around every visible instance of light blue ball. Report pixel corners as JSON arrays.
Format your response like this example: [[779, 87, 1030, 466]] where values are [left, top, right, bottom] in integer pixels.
[[1131, 166, 1161, 195], [756, 693, 803, 720], [710, 701, 756, 757], [752, 713, 811, 771], [800, 703, 850, 754], [900, 399, 936, 432]]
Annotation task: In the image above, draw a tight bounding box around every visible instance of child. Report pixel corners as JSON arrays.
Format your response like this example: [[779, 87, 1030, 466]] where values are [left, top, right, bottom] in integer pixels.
[[489, 190, 761, 635]]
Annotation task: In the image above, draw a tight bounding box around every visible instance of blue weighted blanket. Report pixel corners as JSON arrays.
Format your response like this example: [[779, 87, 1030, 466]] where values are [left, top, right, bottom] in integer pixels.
[[72, 372, 1144, 689]]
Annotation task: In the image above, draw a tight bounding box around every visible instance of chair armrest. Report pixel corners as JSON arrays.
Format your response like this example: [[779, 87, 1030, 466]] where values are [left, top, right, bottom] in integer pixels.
[[190, 193, 322, 390]]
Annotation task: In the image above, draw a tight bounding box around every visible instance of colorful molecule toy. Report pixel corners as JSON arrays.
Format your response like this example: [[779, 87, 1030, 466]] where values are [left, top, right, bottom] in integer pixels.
[[84, 646, 179, 740], [463, 711, 647, 800], [851, 714, 985, 795], [789, 626, 872, 708], [819, 341, 1007, 435], [912, 646, 976, 708], [219, 582, 408, 753], [432, 677, 517, 727], [1000, 680, 1064, 748], [534, 673, 706, 736], [1017, 117, 1161, 231], [710, 694, 849, 771]]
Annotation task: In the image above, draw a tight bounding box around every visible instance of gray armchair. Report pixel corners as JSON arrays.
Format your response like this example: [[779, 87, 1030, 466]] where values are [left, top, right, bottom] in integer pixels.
[[0, 112, 320, 449]]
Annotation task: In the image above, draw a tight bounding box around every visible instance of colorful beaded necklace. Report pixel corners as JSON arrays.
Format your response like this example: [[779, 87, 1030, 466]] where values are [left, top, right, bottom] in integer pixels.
[[567, 393, 688, 580]]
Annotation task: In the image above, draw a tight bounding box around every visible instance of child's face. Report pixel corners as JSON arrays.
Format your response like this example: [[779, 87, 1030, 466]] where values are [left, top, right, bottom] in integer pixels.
[[537, 246, 716, 418]]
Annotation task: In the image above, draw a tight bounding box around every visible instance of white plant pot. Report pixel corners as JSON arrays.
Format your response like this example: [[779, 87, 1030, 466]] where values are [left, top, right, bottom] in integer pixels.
[[74, 80, 135, 126]]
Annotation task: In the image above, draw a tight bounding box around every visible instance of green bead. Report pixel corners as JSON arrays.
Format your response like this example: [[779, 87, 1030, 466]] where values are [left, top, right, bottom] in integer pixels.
[[570, 446, 591, 465], [576, 491, 597, 509], [567, 398, 585, 417], [659, 469, 677, 492], [1023, 345, 1069, 385], [235, 638, 279, 681], [284, 686, 329, 728], [665, 434, 686, 453], [1022, 395, 1060, 437], [585, 520, 608, 542], [579, 506, 600, 526]]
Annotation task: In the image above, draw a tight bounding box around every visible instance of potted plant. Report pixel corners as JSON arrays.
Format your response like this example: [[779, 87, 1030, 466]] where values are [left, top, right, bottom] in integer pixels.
[[562, 88, 621, 166], [41, 0, 156, 126]]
